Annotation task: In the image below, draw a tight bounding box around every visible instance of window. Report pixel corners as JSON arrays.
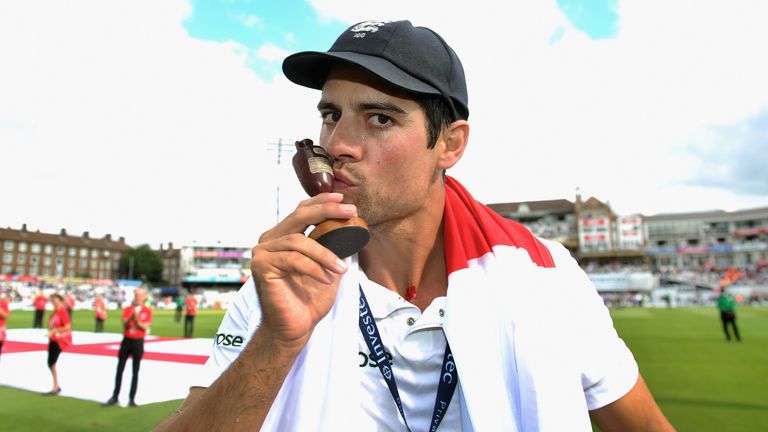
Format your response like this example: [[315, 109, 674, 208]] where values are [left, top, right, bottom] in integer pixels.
[[91, 249, 99, 258], [31, 243, 41, 253], [69, 247, 77, 257], [44, 244, 53, 255], [80, 259, 88, 269], [30, 256, 39, 265], [91, 260, 98, 270], [68, 258, 76, 268], [3, 241, 13, 251], [2, 253, 12, 264], [80, 248, 88, 258], [43, 257, 51, 266], [18, 242, 27, 252], [57, 245, 65, 255], [18, 255, 26, 264], [104, 250, 111, 258], [1, 265, 11, 274]]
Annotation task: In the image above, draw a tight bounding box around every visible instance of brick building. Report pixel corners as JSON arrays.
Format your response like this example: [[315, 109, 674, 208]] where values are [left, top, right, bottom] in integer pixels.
[[1, 224, 129, 279], [157, 242, 182, 287]]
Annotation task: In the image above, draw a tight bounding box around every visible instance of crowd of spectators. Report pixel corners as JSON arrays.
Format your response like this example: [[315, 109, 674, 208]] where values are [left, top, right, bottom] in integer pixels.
[[0, 279, 143, 311]]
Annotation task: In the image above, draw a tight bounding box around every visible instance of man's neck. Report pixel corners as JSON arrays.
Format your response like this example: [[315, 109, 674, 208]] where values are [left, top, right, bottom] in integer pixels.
[[359, 194, 447, 312]]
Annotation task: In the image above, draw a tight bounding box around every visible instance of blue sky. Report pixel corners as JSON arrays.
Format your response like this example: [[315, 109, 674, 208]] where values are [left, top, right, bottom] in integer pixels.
[[183, 0, 348, 79], [183, 0, 620, 80]]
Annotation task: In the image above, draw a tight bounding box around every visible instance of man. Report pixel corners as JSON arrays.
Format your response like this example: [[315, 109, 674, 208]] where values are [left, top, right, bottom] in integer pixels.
[[183, 290, 198, 338], [174, 294, 184, 323], [104, 287, 152, 407], [156, 20, 673, 431], [716, 285, 741, 342], [33, 289, 46, 328], [94, 294, 107, 333]]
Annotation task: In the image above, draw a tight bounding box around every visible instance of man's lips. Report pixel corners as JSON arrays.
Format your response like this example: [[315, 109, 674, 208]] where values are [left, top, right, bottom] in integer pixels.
[[332, 170, 356, 188]]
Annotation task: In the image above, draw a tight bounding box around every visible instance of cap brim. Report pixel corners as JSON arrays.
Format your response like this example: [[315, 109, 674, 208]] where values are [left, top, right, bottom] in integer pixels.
[[282, 51, 441, 96]]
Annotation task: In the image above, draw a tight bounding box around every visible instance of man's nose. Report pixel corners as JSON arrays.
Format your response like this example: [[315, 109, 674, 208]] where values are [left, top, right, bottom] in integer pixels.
[[324, 119, 360, 163]]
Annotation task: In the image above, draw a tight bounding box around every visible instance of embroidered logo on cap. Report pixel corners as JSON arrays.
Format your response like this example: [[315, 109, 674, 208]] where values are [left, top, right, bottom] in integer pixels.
[[350, 20, 391, 38]]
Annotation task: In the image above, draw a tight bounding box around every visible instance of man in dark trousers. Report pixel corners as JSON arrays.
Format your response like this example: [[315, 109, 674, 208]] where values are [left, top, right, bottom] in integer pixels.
[[33, 289, 46, 328], [717, 285, 741, 341], [104, 287, 152, 407], [184, 290, 198, 338]]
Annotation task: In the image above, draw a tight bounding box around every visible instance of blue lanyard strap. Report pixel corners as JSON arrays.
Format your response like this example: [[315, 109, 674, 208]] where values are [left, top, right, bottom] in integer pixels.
[[358, 285, 458, 432]]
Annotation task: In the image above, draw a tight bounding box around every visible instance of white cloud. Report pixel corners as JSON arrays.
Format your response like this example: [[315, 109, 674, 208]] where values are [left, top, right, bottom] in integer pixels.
[[0, 0, 317, 247], [256, 43, 292, 63], [238, 14, 262, 28], [306, 1, 768, 216], [1, 0, 767, 249]]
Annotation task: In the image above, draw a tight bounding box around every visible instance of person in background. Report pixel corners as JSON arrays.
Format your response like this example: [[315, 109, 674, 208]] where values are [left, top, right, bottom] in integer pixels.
[[104, 287, 153, 407], [33, 289, 47, 328], [0, 293, 10, 362], [174, 294, 184, 323], [94, 294, 107, 333], [184, 290, 198, 338], [716, 285, 741, 342], [45, 293, 72, 395]]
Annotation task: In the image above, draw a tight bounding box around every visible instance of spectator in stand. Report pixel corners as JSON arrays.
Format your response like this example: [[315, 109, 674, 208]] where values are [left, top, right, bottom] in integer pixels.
[[33, 290, 47, 328], [104, 287, 153, 407], [94, 294, 107, 333], [65, 291, 75, 321], [0, 293, 10, 361], [45, 293, 72, 395], [717, 285, 741, 342], [184, 291, 198, 338]]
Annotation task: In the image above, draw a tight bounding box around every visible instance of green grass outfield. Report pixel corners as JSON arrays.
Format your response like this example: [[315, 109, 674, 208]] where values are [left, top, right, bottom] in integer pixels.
[[1, 307, 767, 431]]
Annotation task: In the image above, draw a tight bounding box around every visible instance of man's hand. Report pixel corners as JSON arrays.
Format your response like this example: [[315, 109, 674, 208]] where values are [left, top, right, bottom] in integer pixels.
[[154, 193, 359, 432], [250, 192, 357, 350]]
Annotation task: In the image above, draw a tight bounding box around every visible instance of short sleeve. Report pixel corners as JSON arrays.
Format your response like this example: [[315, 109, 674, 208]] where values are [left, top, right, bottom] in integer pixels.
[[189, 278, 262, 389], [545, 240, 639, 410]]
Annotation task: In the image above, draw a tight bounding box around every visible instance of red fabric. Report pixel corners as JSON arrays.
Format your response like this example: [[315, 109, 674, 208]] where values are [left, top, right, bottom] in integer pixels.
[[94, 298, 107, 320], [48, 308, 72, 348], [185, 296, 198, 316], [0, 298, 9, 341], [34, 295, 47, 311], [443, 176, 555, 275], [122, 305, 152, 339]]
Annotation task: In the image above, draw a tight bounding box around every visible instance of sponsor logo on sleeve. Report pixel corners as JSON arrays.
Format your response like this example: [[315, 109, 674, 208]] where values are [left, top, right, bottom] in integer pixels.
[[214, 333, 244, 347]]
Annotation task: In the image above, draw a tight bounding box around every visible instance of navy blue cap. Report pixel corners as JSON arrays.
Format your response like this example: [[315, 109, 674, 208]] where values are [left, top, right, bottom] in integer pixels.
[[282, 20, 469, 121]]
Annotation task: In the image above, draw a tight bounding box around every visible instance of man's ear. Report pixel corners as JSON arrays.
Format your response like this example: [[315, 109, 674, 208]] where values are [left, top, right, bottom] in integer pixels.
[[437, 120, 470, 170]]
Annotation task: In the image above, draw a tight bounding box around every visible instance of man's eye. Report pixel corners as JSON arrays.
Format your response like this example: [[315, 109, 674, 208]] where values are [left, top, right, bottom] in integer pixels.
[[371, 114, 392, 126], [321, 112, 340, 122]]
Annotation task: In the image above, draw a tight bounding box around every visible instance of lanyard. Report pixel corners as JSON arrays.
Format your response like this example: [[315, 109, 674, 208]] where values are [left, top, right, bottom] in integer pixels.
[[358, 285, 458, 432]]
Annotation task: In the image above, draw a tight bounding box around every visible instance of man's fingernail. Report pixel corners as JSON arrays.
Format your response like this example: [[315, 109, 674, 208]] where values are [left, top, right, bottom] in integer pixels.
[[336, 259, 348, 272]]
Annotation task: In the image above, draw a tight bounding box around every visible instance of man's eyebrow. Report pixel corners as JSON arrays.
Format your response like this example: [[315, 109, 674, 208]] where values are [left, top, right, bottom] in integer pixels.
[[316, 100, 408, 115], [357, 102, 407, 115], [317, 101, 338, 112]]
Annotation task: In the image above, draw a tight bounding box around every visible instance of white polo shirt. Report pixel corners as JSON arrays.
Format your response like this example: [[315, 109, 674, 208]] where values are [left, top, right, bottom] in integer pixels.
[[197, 275, 463, 431], [358, 278, 463, 431]]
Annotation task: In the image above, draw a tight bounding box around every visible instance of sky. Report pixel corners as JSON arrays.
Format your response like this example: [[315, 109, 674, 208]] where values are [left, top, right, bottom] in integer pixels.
[[1, 0, 767, 249]]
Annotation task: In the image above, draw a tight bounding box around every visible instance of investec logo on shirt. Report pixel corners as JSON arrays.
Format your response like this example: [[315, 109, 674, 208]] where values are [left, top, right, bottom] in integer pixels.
[[215, 333, 244, 347]]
